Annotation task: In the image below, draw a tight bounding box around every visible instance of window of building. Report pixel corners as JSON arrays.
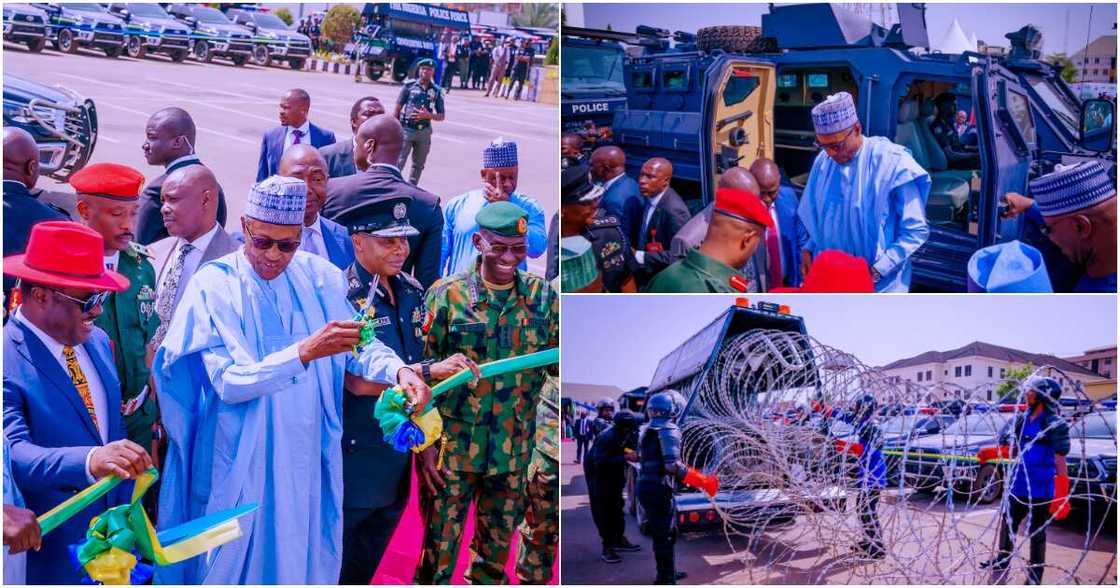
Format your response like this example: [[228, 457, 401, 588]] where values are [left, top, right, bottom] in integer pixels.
[[1105, 358, 1113, 366], [1000, 368, 1007, 378], [917, 372, 923, 382], [965, 365, 972, 377], [954, 366, 962, 378], [1094, 57, 1100, 64], [927, 370, 932, 380], [988, 366, 993, 378]]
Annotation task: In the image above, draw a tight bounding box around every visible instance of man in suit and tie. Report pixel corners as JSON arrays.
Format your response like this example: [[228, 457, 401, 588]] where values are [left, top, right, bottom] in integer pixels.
[[589, 146, 643, 241], [751, 158, 808, 289], [137, 107, 228, 246], [633, 157, 691, 286], [278, 145, 354, 270], [320, 96, 385, 179], [323, 114, 444, 289], [3, 221, 154, 584], [257, 89, 337, 182], [4, 128, 67, 311], [147, 166, 239, 351]]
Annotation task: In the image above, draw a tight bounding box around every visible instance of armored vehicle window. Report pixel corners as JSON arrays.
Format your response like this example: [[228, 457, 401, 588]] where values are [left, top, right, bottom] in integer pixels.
[[806, 73, 829, 88], [778, 74, 798, 88], [561, 45, 626, 93], [723, 75, 760, 108], [662, 69, 689, 92], [631, 69, 654, 91], [1001, 84, 1037, 148], [1025, 76, 1078, 138]]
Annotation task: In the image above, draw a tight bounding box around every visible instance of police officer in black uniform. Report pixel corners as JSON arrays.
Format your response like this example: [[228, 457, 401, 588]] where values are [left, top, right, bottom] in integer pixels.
[[638, 390, 719, 584], [929, 93, 980, 169], [584, 410, 643, 564], [560, 165, 638, 293], [592, 397, 616, 439], [333, 194, 475, 584]]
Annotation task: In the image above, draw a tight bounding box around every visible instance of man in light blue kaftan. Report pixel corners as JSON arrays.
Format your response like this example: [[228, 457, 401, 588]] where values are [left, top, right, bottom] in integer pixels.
[[797, 92, 931, 293], [152, 176, 431, 585], [439, 139, 548, 276]]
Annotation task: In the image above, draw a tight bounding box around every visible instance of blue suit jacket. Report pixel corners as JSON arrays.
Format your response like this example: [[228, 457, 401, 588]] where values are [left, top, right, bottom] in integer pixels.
[[231, 216, 354, 271], [3, 319, 130, 585], [600, 174, 643, 243], [773, 186, 808, 288], [256, 122, 337, 182]]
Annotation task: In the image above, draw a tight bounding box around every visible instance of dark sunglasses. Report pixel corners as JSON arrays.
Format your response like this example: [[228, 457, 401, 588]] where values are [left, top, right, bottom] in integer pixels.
[[50, 289, 109, 313], [244, 226, 301, 253]]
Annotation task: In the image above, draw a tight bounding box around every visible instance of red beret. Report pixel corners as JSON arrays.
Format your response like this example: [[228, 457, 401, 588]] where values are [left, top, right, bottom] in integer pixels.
[[772, 250, 874, 293], [69, 163, 145, 201], [713, 188, 773, 229]]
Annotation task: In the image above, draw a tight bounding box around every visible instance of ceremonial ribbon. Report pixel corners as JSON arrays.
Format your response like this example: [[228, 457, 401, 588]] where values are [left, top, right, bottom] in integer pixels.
[[375, 347, 560, 453], [38, 468, 258, 584]]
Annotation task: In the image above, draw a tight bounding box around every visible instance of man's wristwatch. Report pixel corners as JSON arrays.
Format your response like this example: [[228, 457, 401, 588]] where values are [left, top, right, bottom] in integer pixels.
[[421, 360, 435, 381]]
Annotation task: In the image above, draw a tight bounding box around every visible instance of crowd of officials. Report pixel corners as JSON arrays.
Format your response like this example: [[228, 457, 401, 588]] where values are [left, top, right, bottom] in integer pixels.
[[560, 91, 1117, 294], [2, 67, 557, 585]]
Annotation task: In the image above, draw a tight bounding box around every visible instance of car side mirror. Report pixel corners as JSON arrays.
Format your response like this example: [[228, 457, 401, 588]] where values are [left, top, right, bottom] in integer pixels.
[[1079, 98, 1115, 153], [184, 16, 197, 27], [246, 22, 257, 32]]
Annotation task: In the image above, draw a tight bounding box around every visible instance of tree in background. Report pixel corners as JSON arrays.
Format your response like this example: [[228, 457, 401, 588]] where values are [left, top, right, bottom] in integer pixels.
[[512, 3, 558, 29], [1046, 53, 1078, 84], [545, 37, 558, 65], [273, 7, 293, 27], [996, 363, 1037, 402], [322, 4, 360, 53]]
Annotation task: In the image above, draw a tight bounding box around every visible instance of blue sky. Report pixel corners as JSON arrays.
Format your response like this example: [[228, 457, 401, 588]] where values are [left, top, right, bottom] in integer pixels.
[[575, 2, 1117, 56], [562, 295, 1116, 390]]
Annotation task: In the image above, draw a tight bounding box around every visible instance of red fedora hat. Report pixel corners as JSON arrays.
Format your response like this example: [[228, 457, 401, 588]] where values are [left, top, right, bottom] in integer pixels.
[[4, 221, 129, 292]]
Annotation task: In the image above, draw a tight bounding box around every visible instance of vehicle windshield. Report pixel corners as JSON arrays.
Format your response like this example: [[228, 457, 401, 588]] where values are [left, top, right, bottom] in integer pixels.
[[1070, 411, 1117, 439], [61, 3, 105, 12], [941, 413, 1009, 436], [252, 13, 288, 29], [881, 415, 922, 435], [1025, 75, 1079, 137], [562, 44, 627, 95], [830, 420, 854, 436], [192, 7, 231, 24], [124, 3, 170, 18]]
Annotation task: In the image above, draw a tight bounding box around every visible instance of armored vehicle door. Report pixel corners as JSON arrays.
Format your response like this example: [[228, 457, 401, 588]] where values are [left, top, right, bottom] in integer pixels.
[[699, 55, 776, 204], [974, 61, 1037, 254]]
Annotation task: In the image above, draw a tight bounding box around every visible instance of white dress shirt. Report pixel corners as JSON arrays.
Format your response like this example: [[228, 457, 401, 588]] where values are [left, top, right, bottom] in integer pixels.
[[300, 215, 328, 258], [601, 172, 625, 192], [284, 120, 312, 150], [161, 223, 220, 308], [165, 153, 200, 169], [635, 189, 667, 265], [104, 251, 120, 271]]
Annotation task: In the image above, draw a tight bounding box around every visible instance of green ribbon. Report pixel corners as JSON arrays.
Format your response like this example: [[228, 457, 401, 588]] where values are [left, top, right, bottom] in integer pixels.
[[76, 505, 138, 566]]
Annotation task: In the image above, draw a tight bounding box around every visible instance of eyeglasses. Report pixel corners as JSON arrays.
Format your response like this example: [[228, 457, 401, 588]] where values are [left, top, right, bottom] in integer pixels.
[[479, 237, 528, 257], [813, 126, 856, 153], [1039, 215, 1078, 237], [244, 226, 301, 253], [50, 289, 109, 314]]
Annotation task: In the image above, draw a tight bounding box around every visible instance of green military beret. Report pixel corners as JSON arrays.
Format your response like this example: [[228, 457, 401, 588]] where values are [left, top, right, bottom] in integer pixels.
[[415, 58, 435, 69], [561, 236, 599, 292], [476, 201, 529, 237]]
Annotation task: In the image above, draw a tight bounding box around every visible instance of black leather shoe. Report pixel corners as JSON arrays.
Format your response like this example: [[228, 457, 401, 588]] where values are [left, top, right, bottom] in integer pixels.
[[613, 538, 641, 552], [601, 548, 621, 564]]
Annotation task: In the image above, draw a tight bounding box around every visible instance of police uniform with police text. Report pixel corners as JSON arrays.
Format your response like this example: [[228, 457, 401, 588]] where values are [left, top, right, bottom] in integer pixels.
[[334, 195, 426, 584]]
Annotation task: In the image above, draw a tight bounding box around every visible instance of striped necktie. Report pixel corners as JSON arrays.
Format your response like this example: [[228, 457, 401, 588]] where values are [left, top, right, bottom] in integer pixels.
[[62, 345, 99, 431]]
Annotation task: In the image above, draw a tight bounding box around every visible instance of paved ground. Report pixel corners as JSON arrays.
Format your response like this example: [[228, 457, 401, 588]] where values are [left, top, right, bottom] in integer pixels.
[[4, 42, 557, 275], [560, 441, 1117, 585]]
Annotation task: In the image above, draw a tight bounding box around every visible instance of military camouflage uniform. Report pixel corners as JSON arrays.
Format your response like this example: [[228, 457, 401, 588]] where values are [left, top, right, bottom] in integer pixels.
[[516, 375, 559, 584], [414, 260, 558, 584], [95, 242, 161, 449]]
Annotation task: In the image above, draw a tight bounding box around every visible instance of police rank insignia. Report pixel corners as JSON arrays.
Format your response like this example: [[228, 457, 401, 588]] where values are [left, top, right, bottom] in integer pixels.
[[394, 203, 407, 220], [137, 285, 157, 318]]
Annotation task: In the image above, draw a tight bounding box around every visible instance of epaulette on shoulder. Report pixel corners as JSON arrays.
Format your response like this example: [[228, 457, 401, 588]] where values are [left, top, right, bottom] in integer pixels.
[[589, 214, 620, 229], [127, 241, 153, 259], [398, 271, 423, 291]]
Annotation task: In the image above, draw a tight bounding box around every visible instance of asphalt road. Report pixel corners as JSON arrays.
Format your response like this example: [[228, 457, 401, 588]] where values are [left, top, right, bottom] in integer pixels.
[[4, 42, 558, 275], [560, 441, 1117, 585]]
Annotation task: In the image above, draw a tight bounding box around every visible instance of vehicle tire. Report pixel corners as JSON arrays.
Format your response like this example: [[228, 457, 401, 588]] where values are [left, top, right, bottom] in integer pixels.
[[391, 57, 409, 83], [25, 37, 46, 52], [972, 464, 1002, 505], [365, 62, 383, 81], [231, 54, 247, 67], [252, 45, 270, 67], [696, 25, 775, 54], [288, 58, 305, 70], [58, 28, 79, 54], [192, 40, 212, 63], [169, 49, 188, 63], [103, 44, 122, 58], [126, 36, 146, 59]]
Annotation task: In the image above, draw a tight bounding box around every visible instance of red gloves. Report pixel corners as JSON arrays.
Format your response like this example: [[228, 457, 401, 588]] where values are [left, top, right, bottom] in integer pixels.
[[835, 439, 864, 456], [977, 446, 1010, 464], [683, 467, 720, 498], [1050, 473, 1070, 520]]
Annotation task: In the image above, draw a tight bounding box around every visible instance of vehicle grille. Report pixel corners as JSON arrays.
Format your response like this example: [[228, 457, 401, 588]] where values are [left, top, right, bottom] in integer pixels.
[[93, 32, 123, 43], [11, 24, 44, 35], [229, 40, 252, 53]]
